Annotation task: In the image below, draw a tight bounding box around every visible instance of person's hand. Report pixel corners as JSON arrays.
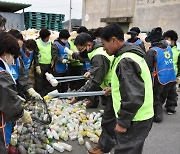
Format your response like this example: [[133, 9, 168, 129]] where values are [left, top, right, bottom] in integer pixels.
[[84, 72, 91, 78], [177, 76, 180, 85], [36, 66, 41, 74], [65, 47, 73, 59], [103, 87, 111, 96], [62, 59, 69, 64], [115, 124, 127, 133], [21, 110, 33, 124], [69, 97, 78, 104], [27, 88, 43, 100]]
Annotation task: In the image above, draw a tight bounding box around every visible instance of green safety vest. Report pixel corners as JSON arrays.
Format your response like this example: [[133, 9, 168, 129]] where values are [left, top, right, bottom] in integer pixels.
[[69, 40, 83, 66], [111, 52, 154, 121], [36, 39, 52, 64], [88, 47, 114, 89], [172, 46, 180, 76]]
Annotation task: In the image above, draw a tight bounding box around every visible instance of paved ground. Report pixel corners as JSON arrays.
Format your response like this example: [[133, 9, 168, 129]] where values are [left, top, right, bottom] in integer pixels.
[[54, 94, 180, 154]]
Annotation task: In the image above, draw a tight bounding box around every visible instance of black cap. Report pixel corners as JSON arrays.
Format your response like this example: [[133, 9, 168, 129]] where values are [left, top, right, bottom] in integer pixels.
[[145, 27, 163, 43], [127, 27, 140, 35]]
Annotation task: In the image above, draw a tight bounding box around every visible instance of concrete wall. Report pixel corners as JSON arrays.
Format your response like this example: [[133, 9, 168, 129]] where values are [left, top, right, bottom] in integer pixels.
[[0, 12, 24, 30], [82, 0, 180, 41], [82, 0, 136, 29], [133, 0, 180, 39]]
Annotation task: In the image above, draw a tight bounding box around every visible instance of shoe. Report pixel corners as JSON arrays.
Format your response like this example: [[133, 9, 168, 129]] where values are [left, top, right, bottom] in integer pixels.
[[153, 106, 163, 123], [166, 108, 176, 115], [87, 146, 103, 154]]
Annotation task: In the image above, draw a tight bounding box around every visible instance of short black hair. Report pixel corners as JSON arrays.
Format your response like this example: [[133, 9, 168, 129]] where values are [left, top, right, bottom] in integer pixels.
[[0, 32, 20, 58], [39, 28, 51, 40], [93, 27, 103, 38], [8, 29, 23, 41], [74, 33, 93, 46], [59, 29, 70, 39], [100, 24, 124, 41], [163, 30, 178, 42], [77, 26, 88, 34], [25, 39, 38, 51]]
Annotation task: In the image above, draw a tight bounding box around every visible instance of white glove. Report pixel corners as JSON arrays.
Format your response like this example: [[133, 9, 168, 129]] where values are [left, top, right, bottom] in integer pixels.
[[27, 88, 43, 100], [177, 76, 180, 85], [21, 110, 33, 124], [36, 66, 41, 74], [84, 71, 91, 78], [65, 47, 73, 59], [62, 59, 69, 64]]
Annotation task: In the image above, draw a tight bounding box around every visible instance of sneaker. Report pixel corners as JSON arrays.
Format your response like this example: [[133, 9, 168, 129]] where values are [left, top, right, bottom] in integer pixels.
[[153, 106, 163, 123], [87, 146, 103, 154], [166, 109, 176, 115]]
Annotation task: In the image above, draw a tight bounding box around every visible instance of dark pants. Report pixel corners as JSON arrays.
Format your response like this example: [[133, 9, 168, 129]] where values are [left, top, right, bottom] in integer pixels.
[[0, 130, 8, 154], [114, 118, 153, 154], [53, 72, 68, 93], [34, 64, 54, 96], [153, 79, 178, 112], [98, 96, 117, 153], [68, 65, 85, 91]]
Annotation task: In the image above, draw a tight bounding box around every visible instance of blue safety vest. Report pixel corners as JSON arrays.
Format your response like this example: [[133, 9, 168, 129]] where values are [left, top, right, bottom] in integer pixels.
[[126, 39, 142, 45], [54, 41, 69, 73], [152, 46, 176, 85], [9, 58, 20, 80], [83, 60, 91, 71], [20, 48, 34, 75], [0, 67, 13, 148]]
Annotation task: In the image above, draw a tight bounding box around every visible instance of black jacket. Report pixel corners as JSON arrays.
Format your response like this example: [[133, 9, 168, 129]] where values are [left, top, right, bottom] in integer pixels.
[[127, 37, 146, 52], [0, 60, 23, 123], [76, 42, 111, 101], [16, 57, 32, 93], [113, 44, 147, 128], [52, 39, 69, 63]]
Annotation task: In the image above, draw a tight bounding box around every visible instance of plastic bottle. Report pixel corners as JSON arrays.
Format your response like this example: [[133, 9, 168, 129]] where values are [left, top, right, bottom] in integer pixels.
[[52, 143, 64, 153], [59, 131, 68, 141], [45, 72, 58, 87], [51, 129, 59, 140], [78, 134, 84, 145], [46, 144, 54, 154], [85, 141, 92, 150], [18, 145, 27, 154], [35, 148, 48, 154], [59, 142, 72, 151]]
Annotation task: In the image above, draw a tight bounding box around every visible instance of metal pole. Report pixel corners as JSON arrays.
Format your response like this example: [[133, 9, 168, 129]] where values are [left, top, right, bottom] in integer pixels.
[[69, 0, 72, 32]]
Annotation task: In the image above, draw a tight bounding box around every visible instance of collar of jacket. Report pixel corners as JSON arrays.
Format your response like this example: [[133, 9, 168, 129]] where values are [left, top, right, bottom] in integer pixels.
[[114, 43, 145, 58]]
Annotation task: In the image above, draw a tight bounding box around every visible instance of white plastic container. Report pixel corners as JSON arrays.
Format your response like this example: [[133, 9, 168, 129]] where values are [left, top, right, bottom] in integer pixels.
[[52, 143, 64, 153]]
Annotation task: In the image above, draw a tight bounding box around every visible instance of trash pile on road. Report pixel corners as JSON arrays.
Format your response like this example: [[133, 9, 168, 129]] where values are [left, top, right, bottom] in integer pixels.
[[10, 98, 103, 153]]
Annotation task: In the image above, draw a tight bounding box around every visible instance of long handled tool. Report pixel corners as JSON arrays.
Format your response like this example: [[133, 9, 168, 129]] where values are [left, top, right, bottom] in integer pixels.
[[47, 91, 105, 98], [45, 72, 86, 87]]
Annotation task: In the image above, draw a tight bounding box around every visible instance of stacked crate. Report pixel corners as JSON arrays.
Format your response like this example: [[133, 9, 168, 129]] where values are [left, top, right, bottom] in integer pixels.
[[48, 13, 65, 31], [24, 12, 48, 30], [24, 12, 65, 31]]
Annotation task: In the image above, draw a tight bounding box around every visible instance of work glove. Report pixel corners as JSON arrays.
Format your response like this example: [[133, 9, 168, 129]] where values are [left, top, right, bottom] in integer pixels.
[[36, 66, 41, 74], [27, 88, 43, 100], [21, 110, 33, 124], [177, 76, 180, 85], [62, 59, 69, 64], [65, 47, 73, 59]]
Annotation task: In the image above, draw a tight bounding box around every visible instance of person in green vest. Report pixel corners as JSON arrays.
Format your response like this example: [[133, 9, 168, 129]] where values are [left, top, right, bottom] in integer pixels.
[[35, 28, 53, 96], [68, 31, 85, 91], [100, 24, 154, 154], [163, 30, 180, 91], [68, 33, 117, 154]]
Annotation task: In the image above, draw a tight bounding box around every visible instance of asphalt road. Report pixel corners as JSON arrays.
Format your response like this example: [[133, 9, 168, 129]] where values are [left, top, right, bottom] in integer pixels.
[[53, 94, 180, 154]]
